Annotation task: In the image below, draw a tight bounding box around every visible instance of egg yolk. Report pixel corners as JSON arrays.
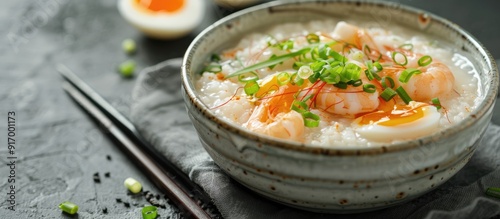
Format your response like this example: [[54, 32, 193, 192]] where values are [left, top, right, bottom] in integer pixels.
[[357, 103, 429, 126], [136, 0, 184, 13]]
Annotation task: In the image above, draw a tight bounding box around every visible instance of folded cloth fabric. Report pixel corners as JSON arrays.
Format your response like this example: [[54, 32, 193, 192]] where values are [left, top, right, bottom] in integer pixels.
[[130, 58, 500, 219]]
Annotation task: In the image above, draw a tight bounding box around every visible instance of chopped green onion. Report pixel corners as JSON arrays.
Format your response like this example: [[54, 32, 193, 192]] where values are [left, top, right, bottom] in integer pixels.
[[292, 73, 304, 86], [237, 72, 258, 82], [124, 177, 142, 194], [396, 86, 412, 104], [392, 51, 408, 66], [142, 206, 158, 219], [298, 65, 313, 79], [398, 68, 422, 83], [486, 187, 500, 199], [372, 72, 382, 81], [418, 55, 433, 67], [204, 63, 222, 73], [291, 100, 309, 113], [275, 39, 294, 50], [365, 69, 375, 81], [380, 87, 397, 101], [302, 111, 320, 127], [122, 39, 136, 54], [226, 48, 310, 78], [381, 76, 395, 88], [244, 80, 260, 95], [306, 33, 320, 44], [363, 84, 376, 93], [363, 45, 372, 56], [351, 79, 363, 87], [431, 97, 442, 110], [118, 60, 136, 78], [334, 82, 348, 89], [373, 62, 383, 72], [293, 61, 305, 70], [59, 201, 78, 215], [210, 54, 221, 62], [276, 72, 291, 86], [398, 43, 413, 51]]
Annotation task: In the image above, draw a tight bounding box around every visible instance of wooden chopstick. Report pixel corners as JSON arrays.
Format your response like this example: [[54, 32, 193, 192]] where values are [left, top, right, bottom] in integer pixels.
[[58, 65, 215, 219]]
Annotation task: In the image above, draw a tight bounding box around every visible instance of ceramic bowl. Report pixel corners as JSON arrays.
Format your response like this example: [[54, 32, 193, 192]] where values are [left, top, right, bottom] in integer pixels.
[[181, 0, 499, 213]]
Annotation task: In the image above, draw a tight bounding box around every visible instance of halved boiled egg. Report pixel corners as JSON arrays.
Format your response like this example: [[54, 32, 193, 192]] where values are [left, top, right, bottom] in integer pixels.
[[118, 0, 205, 39], [353, 101, 440, 142]]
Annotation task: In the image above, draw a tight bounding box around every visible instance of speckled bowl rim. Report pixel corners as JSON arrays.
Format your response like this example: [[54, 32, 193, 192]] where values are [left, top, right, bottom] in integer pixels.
[[182, 0, 499, 156]]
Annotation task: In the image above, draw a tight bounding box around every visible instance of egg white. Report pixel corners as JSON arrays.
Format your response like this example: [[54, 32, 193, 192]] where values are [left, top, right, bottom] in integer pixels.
[[354, 105, 441, 142], [118, 0, 205, 39]]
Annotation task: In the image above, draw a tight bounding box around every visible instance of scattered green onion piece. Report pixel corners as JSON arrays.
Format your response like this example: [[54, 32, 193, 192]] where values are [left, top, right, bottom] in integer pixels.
[[298, 65, 314, 79], [486, 187, 500, 199], [363, 84, 376, 93], [122, 39, 136, 54], [396, 86, 413, 104], [431, 97, 442, 110], [237, 72, 258, 82], [204, 63, 222, 73], [118, 60, 136, 78], [292, 73, 304, 86], [392, 51, 408, 66], [381, 76, 395, 89], [124, 177, 142, 194], [418, 55, 433, 67], [398, 43, 413, 51], [373, 62, 383, 72], [142, 206, 158, 219], [306, 33, 320, 44], [302, 111, 320, 128], [372, 72, 382, 81], [380, 87, 397, 101], [210, 54, 221, 62], [244, 80, 260, 95], [334, 82, 348, 89], [59, 201, 78, 215], [351, 79, 363, 87], [398, 68, 422, 83], [226, 48, 310, 78], [276, 72, 291, 86], [293, 61, 305, 70], [291, 100, 309, 113], [363, 45, 372, 56], [365, 70, 375, 81]]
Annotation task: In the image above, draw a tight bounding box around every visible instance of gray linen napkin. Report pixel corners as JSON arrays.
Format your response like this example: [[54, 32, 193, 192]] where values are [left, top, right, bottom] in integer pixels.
[[130, 58, 500, 219]]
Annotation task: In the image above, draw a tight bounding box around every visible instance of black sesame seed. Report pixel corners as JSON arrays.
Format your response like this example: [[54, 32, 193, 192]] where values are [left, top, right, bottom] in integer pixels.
[[102, 207, 108, 214], [104, 172, 110, 178], [106, 155, 112, 161], [123, 202, 130, 207], [116, 198, 122, 203]]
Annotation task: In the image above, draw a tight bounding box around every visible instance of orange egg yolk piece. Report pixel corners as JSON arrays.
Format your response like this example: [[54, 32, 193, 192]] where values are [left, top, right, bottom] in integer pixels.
[[136, 0, 185, 13], [357, 103, 429, 126]]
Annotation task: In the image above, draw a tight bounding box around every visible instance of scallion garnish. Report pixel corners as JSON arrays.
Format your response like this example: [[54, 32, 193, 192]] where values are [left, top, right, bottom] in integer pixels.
[[118, 60, 136, 78], [59, 201, 79, 215], [124, 177, 142, 194], [431, 97, 442, 110], [392, 51, 408, 66], [276, 72, 291, 86], [292, 73, 304, 86], [142, 206, 158, 219], [351, 79, 363, 87], [334, 82, 348, 89], [237, 72, 259, 82], [122, 39, 136, 54], [226, 48, 311, 78], [380, 87, 397, 101], [244, 80, 260, 95], [381, 76, 395, 88], [210, 54, 221, 62], [365, 70, 375, 81], [486, 187, 500, 199], [399, 68, 422, 83], [418, 55, 433, 67], [398, 43, 413, 51], [396, 86, 412, 104], [303, 111, 320, 127], [363, 84, 376, 93], [373, 61, 383, 72], [306, 33, 320, 44], [204, 63, 222, 73], [298, 65, 313, 79], [291, 100, 309, 113]]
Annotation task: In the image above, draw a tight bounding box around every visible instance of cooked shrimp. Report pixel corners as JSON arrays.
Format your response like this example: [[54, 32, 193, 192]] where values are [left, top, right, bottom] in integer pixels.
[[244, 84, 305, 142], [307, 81, 380, 117], [332, 22, 384, 57], [383, 57, 455, 102]]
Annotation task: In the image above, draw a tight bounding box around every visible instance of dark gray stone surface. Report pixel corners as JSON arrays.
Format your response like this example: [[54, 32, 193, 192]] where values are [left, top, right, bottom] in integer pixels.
[[0, 0, 498, 218]]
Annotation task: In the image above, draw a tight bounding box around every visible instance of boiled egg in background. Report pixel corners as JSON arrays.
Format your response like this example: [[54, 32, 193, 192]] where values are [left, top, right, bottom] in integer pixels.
[[353, 102, 441, 142], [118, 0, 205, 39]]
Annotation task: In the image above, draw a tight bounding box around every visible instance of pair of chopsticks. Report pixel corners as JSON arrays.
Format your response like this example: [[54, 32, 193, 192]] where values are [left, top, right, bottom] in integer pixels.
[[58, 64, 218, 219]]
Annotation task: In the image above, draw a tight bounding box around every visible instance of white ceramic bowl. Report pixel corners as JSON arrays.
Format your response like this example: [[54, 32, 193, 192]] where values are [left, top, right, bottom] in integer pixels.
[[182, 0, 499, 213]]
